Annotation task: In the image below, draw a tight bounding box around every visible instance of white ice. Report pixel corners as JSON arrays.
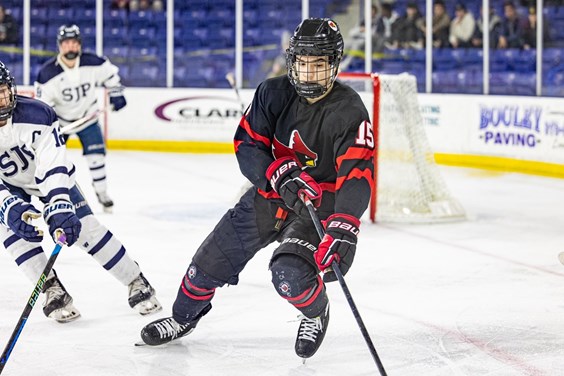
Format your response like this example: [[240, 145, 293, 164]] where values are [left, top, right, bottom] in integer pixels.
[[1, 150, 564, 376]]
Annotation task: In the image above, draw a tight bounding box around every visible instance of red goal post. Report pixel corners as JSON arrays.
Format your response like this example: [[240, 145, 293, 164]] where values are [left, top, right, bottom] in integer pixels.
[[337, 72, 466, 223]]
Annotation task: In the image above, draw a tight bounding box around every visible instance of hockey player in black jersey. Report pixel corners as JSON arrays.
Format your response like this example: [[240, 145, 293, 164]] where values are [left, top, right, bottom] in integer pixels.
[[141, 18, 374, 359]]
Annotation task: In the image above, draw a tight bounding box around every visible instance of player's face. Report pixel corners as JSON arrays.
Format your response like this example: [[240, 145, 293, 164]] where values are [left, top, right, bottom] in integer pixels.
[[0, 84, 13, 125], [295, 55, 331, 87], [59, 39, 81, 57]]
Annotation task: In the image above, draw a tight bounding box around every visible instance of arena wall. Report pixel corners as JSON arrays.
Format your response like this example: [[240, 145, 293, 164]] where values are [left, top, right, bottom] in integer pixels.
[[20, 86, 564, 178]]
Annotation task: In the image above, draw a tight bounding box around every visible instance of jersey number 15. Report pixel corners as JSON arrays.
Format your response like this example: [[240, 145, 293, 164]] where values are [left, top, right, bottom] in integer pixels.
[[355, 121, 374, 148]]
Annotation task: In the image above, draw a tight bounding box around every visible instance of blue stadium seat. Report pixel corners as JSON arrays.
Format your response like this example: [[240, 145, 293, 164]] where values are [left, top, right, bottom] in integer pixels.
[[75, 8, 95, 26], [462, 48, 483, 69], [128, 63, 160, 87], [130, 26, 156, 48], [181, 9, 207, 27], [103, 9, 128, 28], [0, 51, 17, 64], [208, 8, 235, 26], [104, 46, 129, 61], [47, 8, 74, 23], [432, 70, 458, 93], [30, 25, 47, 45], [490, 72, 516, 95], [103, 27, 130, 47], [514, 49, 536, 73], [433, 48, 461, 71], [490, 49, 510, 72], [129, 10, 154, 29], [6, 7, 21, 22], [513, 73, 536, 95], [543, 48, 563, 67], [30, 8, 48, 25]]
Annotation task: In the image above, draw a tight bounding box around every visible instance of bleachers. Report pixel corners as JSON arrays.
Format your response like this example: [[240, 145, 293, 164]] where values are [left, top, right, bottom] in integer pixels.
[[0, 0, 562, 95]]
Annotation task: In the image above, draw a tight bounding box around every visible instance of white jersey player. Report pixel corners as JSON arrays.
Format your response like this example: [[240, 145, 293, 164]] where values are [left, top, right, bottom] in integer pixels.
[[0, 61, 161, 322], [34, 24, 127, 212]]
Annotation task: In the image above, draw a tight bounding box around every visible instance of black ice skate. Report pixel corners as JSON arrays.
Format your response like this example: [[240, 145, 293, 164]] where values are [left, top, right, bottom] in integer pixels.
[[140, 303, 212, 346], [295, 303, 330, 358], [128, 273, 162, 315], [42, 271, 81, 323], [96, 191, 114, 213]]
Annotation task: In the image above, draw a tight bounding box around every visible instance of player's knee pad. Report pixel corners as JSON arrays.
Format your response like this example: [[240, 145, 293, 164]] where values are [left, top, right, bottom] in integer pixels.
[[75, 214, 140, 285], [173, 262, 221, 323], [270, 254, 328, 317]]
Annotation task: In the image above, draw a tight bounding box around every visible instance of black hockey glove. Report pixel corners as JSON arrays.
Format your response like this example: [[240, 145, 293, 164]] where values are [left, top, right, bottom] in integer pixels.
[[315, 213, 360, 283], [266, 156, 321, 217], [0, 196, 43, 242], [43, 200, 82, 246], [109, 87, 127, 111]]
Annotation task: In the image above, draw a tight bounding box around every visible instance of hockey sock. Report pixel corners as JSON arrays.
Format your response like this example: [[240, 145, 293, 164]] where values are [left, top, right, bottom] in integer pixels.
[[85, 153, 108, 193], [76, 215, 140, 285], [173, 263, 219, 323], [1, 227, 55, 284]]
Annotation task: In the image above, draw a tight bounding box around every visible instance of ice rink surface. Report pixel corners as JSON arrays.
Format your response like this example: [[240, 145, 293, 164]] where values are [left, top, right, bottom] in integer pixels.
[[1, 150, 564, 376]]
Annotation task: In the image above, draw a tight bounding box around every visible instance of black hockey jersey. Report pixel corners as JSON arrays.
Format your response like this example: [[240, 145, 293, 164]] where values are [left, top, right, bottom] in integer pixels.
[[234, 76, 374, 218]]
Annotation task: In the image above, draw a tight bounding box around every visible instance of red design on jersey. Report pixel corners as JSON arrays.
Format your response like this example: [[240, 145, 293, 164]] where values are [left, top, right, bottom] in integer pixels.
[[272, 130, 318, 169], [335, 146, 373, 170], [240, 115, 271, 147], [336, 168, 374, 193]]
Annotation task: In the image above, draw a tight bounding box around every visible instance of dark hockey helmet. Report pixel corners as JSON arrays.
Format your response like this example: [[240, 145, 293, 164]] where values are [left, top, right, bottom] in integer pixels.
[[57, 24, 82, 60], [0, 61, 17, 121], [57, 24, 82, 45], [286, 18, 344, 98]]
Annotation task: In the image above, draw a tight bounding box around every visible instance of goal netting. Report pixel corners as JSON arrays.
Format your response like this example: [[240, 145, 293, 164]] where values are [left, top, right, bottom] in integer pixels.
[[338, 72, 466, 223]]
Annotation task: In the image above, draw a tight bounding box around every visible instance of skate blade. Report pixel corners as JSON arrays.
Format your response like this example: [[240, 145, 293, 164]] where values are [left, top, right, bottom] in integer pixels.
[[102, 206, 113, 214], [49, 306, 82, 323], [133, 297, 163, 316], [559, 252, 564, 265]]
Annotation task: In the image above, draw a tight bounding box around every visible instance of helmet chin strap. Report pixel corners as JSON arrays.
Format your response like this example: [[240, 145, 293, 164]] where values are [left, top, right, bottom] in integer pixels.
[[295, 82, 325, 98]]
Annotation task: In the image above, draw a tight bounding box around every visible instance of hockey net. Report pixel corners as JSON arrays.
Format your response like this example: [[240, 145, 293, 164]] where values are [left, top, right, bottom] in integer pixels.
[[337, 72, 466, 223]]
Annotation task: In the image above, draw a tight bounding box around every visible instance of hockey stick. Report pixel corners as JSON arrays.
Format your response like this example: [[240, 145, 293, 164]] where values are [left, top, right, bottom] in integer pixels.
[[225, 72, 246, 113], [0, 231, 67, 375], [301, 196, 388, 376], [60, 108, 107, 134]]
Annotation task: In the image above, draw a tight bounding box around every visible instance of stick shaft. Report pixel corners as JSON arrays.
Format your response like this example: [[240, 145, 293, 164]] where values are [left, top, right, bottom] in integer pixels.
[[303, 198, 388, 375], [0, 234, 66, 374], [60, 109, 106, 134]]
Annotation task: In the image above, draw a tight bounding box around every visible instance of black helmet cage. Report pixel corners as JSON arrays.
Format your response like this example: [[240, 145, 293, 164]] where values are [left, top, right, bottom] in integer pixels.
[[0, 62, 17, 121], [286, 18, 344, 98]]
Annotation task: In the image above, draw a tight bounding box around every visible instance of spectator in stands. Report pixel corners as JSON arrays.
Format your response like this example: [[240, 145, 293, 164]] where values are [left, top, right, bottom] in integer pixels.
[[0, 5, 18, 45], [418, 0, 450, 48], [392, 2, 424, 50], [449, 3, 476, 48], [523, 6, 549, 49], [498, 1, 526, 49], [471, 5, 502, 48], [130, 0, 163, 12], [110, 0, 130, 11], [267, 30, 291, 78], [348, 4, 379, 45], [341, 5, 379, 69], [374, 3, 399, 52]]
